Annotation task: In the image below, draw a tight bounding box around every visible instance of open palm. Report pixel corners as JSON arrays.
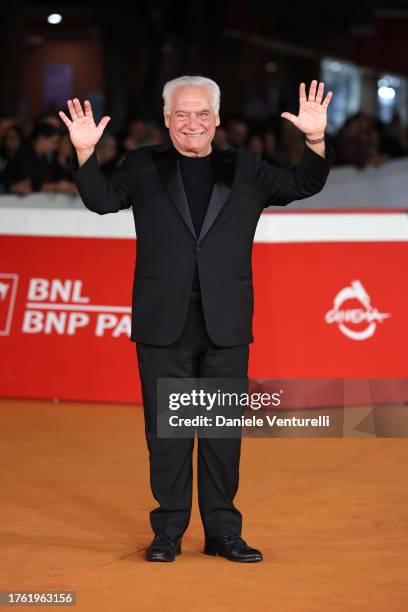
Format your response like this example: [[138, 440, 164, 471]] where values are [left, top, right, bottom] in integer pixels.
[[58, 99, 110, 151], [281, 81, 333, 136]]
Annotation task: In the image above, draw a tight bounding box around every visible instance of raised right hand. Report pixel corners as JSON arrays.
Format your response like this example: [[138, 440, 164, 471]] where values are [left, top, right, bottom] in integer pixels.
[[58, 99, 110, 152]]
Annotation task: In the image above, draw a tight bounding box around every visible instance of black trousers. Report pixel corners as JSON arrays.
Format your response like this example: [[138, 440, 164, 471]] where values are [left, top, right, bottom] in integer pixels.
[[136, 292, 249, 540]]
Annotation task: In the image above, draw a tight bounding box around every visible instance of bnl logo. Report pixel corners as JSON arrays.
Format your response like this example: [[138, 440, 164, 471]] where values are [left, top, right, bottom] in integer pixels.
[[0, 274, 18, 335]]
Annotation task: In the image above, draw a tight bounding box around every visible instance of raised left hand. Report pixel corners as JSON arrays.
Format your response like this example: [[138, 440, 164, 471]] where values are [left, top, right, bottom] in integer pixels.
[[281, 80, 333, 137]]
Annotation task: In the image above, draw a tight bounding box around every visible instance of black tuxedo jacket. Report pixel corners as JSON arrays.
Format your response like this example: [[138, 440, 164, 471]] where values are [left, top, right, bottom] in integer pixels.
[[72, 140, 334, 346]]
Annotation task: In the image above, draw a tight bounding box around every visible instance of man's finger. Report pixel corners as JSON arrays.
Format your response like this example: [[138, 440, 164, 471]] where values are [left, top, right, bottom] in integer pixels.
[[322, 91, 333, 109], [281, 112, 298, 126], [299, 82, 307, 104], [73, 98, 85, 118], [58, 111, 72, 127], [67, 100, 78, 122], [84, 100, 94, 119], [308, 80, 318, 102], [315, 82, 325, 104], [97, 116, 111, 131]]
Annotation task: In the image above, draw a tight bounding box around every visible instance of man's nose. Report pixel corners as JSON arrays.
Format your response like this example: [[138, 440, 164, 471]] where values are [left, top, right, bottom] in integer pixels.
[[186, 116, 200, 130]]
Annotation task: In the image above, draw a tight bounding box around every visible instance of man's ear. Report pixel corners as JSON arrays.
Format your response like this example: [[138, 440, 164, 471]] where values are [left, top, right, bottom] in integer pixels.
[[164, 113, 170, 128], [215, 113, 220, 127]]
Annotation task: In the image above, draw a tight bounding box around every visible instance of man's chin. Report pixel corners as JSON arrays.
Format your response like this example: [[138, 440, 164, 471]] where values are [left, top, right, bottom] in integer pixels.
[[171, 134, 212, 155], [183, 139, 204, 150]]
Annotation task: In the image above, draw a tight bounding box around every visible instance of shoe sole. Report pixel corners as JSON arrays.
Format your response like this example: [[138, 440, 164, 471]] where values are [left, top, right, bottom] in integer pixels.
[[145, 547, 181, 562], [203, 549, 263, 562]]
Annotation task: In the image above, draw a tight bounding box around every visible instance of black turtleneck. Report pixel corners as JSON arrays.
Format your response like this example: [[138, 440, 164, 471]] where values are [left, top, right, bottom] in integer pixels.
[[178, 150, 215, 291]]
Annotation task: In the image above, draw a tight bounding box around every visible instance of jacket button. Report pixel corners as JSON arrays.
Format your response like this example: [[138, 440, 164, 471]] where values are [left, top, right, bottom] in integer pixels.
[[196, 246, 203, 253]]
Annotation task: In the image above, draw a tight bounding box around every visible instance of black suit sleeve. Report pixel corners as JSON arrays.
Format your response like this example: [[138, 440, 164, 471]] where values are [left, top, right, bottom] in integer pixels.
[[256, 140, 335, 208], [70, 151, 134, 215]]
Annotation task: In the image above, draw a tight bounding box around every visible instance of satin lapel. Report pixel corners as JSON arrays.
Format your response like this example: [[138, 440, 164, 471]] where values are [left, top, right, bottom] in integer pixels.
[[152, 148, 197, 239], [152, 142, 237, 243], [197, 147, 236, 245]]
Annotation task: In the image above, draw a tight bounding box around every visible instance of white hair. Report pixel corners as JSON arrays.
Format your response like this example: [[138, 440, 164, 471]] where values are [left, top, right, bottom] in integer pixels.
[[162, 75, 221, 114]]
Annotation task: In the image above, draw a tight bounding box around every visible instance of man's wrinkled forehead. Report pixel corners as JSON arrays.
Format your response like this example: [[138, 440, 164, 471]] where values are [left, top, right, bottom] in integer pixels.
[[169, 87, 214, 113]]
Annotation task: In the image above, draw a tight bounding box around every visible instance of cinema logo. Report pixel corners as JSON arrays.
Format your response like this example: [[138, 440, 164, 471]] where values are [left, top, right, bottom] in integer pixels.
[[23, 278, 131, 337], [325, 279, 390, 341], [0, 274, 19, 335]]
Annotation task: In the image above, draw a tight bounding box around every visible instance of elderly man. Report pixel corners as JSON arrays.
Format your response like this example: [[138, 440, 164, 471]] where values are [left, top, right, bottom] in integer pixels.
[[60, 75, 333, 563]]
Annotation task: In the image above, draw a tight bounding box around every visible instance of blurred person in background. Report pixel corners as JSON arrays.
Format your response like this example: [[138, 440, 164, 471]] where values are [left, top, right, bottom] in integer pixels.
[[95, 132, 119, 176], [36, 106, 62, 131], [0, 125, 24, 194], [367, 121, 390, 167], [280, 120, 305, 166], [122, 116, 151, 150], [142, 119, 168, 146], [213, 126, 229, 150], [48, 132, 77, 194], [246, 132, 264, 155], [380, 113, 408, 158], [336, 115, 367, 167], [336, 112, 389, 169], [0, 115, 16, 144], [263, 130, 285, 167], [3, 123, 69, 195], [0, 125, 24, 188], [225, 114, 249, 148]]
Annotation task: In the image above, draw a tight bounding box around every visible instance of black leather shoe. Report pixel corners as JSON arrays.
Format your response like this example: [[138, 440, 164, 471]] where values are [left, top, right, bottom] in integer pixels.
[[145, 535, 182, 562], [204, 535, 263, 563]]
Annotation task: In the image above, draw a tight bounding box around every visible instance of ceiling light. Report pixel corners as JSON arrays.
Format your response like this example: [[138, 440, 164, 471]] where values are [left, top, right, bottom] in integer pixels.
[[47, 13, 62, 25]]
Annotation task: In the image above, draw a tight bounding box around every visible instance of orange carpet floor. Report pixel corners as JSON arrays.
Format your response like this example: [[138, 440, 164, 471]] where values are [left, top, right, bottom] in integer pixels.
[[1, 398, 407, 612]]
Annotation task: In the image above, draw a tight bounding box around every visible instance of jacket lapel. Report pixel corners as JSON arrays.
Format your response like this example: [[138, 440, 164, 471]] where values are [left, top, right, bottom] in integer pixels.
[[153, 143, 197, 238], [197, 146, 235, 244], [153, 141, 236, 243]]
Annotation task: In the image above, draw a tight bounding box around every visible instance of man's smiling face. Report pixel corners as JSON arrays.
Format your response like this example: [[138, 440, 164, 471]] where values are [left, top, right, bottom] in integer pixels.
[[164, 85, 220, 157]]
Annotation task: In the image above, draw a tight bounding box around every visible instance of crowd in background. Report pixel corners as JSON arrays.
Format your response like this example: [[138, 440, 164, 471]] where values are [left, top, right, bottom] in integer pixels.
[[0, 105, 407, 196]]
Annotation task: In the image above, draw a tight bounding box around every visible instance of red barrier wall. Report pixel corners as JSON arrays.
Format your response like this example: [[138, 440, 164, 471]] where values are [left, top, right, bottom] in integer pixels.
[[1, 210, 407, 404]]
